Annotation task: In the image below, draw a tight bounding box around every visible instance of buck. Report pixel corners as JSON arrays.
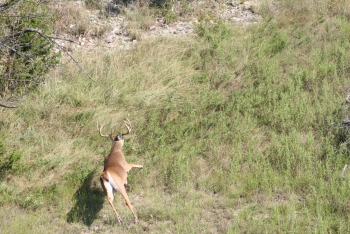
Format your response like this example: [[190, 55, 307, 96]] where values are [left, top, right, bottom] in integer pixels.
[[97, 118, 143, 224]]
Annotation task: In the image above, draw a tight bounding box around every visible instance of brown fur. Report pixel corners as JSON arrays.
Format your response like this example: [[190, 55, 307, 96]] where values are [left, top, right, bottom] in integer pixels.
[[98, 120, 143, 224]]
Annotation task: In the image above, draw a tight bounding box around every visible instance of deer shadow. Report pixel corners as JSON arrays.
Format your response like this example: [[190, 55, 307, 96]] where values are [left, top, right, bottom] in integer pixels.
[[66, 170, 105, 226]]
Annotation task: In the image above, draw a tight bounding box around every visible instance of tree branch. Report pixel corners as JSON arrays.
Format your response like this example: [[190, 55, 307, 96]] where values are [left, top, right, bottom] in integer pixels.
[[0, 0, 20, 12], [0, 28, 75, 44], [56, 44, 113, 97], [0, 100, 18, 108]]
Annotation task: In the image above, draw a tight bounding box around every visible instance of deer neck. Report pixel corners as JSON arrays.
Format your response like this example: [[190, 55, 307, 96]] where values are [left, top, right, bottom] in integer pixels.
[[110, 141, 124, 154]]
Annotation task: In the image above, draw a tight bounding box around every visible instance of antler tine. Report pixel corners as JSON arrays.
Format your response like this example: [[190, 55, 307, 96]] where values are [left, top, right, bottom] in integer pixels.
[[122, 118, 132, 136], [97, 121, 110, 138]]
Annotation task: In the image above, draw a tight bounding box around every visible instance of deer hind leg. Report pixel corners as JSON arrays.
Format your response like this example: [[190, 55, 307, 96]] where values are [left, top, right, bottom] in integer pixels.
[[101, 174, 123, 223], [117, 186, 139, 224], [107, 196, 123, 224]]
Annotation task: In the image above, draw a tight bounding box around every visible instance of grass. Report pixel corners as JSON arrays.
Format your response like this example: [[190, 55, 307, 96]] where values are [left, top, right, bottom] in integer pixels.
[[1, 0, 350, 233]]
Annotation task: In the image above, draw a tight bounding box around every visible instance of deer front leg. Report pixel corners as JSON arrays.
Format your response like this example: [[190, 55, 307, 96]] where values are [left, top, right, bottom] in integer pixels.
[[125, 163, 143, 172]]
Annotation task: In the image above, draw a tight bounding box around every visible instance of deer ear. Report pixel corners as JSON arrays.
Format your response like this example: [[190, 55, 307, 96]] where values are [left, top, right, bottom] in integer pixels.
[[117, 133, 124, 141], [108, 134, 114, 141]]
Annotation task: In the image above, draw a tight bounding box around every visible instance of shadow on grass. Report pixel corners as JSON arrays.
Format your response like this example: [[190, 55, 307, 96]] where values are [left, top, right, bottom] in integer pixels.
[[66, 170, 105, 226]]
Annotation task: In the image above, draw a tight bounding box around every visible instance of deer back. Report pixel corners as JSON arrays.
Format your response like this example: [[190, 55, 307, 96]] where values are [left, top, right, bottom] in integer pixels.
[[104, 141, 129, 173]]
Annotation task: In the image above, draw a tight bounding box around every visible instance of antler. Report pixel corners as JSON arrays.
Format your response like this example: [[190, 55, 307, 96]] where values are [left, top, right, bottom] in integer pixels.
[[122, 118, 132, 136], [97, 121, 110, 138], [97, 119, 131, 138]]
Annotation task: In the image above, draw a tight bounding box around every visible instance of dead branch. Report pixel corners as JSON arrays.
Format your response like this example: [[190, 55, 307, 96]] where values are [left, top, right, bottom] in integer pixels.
[[1, 27, 112, 108], [0, 0, 20, 12]]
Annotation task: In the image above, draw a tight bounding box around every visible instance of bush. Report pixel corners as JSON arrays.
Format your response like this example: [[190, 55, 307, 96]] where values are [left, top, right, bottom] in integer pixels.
[[0, 150, 24, 177], [0, 0, 60, 108]]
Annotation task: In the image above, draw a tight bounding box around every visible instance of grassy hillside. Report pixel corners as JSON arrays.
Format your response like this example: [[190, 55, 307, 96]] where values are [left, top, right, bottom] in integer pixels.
[[1, 0, 350, 233]]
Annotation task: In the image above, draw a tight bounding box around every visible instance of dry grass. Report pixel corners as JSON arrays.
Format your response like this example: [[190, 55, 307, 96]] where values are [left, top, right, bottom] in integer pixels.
[[53, 0, 110, 38], [2, 0, 350, 233], [259, 0, 350, 26]]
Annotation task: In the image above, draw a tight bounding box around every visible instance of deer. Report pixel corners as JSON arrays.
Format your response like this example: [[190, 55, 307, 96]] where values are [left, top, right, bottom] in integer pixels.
[[97, 118, 143, 224]]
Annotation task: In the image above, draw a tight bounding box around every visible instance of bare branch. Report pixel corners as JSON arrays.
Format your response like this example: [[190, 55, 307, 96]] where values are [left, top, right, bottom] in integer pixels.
[[0, 5, 112, 108], [0, 28, 75, 44], [7, 28, 114, 97], [0, 0, 20, 12], [0, 102, 18, 108], [51, 39, 113, 98]]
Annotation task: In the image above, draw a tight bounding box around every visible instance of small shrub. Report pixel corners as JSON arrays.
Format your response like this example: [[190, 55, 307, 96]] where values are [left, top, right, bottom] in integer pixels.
[[20, 194, 43, 210], [164, 10, 178, 24], [0, 150, 24, 176]]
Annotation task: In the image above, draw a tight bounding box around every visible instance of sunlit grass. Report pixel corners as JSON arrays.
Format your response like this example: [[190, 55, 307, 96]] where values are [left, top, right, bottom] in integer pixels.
[[1, 0, 350, 233]]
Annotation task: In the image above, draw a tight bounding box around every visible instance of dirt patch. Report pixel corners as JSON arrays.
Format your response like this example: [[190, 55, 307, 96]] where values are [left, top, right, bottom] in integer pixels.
[[54, 0, 262, 51]]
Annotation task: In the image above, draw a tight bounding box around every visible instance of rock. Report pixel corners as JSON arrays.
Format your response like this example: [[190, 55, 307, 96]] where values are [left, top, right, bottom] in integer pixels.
[[55, 0, 262, 51], [106, 35, 114, 43], [118, 26, 128, 36], [243, 2, 253, 11], [227, 1, 238, 7]]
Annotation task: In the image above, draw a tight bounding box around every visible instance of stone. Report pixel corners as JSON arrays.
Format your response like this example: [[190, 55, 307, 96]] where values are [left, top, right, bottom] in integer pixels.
[[106, 35, 114, 43]]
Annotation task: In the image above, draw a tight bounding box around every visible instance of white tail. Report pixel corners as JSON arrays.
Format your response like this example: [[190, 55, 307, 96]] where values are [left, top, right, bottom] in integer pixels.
[[97, 118, 143, 224]]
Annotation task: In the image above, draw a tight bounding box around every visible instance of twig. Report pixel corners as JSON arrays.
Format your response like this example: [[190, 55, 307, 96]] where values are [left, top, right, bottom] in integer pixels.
[[0, 0, 20, 12], [0, 102, 18, 108], [29, 28, 113, 97], [57, 45, 112, 97]]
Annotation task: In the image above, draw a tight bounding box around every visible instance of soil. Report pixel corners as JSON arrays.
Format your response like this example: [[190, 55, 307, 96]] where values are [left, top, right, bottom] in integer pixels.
[[55, 0, 262, 51]]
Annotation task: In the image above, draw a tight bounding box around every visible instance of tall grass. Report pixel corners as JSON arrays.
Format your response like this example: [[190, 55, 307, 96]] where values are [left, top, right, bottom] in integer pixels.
[[1, 0, 350, 233]]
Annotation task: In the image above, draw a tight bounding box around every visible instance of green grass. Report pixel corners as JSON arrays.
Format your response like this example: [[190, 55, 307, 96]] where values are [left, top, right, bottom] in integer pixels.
[[1, 0, 350, 233]]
